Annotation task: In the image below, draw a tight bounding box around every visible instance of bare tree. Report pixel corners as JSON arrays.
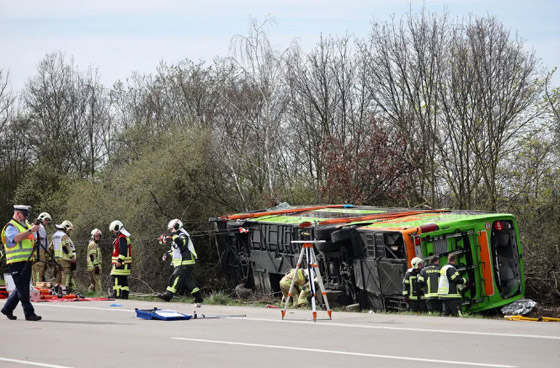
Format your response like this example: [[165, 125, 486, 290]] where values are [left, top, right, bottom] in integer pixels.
[[285, 34, 371, 194], [465, 17, 544, 210], [22, 52, 110, 177], [358, 9, 448, 207]]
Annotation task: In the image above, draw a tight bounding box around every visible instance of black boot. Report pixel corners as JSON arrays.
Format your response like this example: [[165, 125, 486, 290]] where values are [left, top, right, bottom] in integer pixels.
[[1, 309, 17, 320], [25, 314, 42, 321], [192, 291, 203, 304], [157, 291, 173, 302]]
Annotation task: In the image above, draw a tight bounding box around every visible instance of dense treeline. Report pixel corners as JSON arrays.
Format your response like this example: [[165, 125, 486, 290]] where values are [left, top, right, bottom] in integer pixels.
[[1, 11, 558, 304]]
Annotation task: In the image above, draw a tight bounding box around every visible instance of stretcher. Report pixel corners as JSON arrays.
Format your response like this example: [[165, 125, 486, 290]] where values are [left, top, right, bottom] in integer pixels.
[[135, 308, 193, 320]]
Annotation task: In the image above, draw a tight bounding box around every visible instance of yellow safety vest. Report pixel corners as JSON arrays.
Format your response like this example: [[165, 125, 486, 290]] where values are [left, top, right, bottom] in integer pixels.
[[1, 219, 34, 264], [170, 232, 196, 266]]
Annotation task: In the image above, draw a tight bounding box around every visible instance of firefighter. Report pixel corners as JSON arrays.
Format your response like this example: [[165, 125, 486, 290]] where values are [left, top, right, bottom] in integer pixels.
[[1, 205, 42, 321], [109, 220, 131, 299], [402, 257, 427, 312], [418, 255, 442, 314], [87, 228, 103, 293], [438, 254, 467, 316], [158, 219, 203, 306], [51, 220, 76, 293], [279, 268, 310, 308], [32, 212, 52, 285]]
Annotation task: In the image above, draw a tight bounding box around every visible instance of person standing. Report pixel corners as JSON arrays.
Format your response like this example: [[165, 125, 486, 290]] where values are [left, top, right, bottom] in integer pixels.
[[158, 219, 203, 305], [87, 228, 103, 293], [418, 255, 442, 314], [402, 257, 427, 312], [32, 212, 52, 285], [109, 220, 131, 299], [438, 254, 467, 316], [1, 205, 42, 321], [51, 220, 76, 293]]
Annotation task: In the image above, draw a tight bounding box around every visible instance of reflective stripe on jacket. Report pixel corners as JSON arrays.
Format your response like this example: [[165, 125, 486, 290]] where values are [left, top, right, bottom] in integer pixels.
[[402, 268, 423, 300], [280, 269, 306, 289], [52, 230, 75, 261], [438, 264, 466, 299], [111, 232, 131, 276], [87, 240, 102, 271], [170, 229, 196, 266], [418, 265, 441, 299], [1, 219, 34, 264]]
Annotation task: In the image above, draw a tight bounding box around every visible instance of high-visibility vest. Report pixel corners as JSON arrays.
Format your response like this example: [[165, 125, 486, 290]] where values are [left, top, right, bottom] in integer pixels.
[[1, 219, 34, 264], [438, 264, 465, 298], [170, 229, 196, 266], [51, 230, 75, 261], [111, 232, 131, 276], [87, 240, 102, 271]]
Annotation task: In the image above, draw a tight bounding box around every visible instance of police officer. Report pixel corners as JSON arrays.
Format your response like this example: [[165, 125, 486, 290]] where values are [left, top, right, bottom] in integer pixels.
[[51, 220, 76, 293], [279, 268, 310, 308], [418, 255, 442, 314], [402, 257, 427, 312], [109, 220, 131, 299], [438, 254, 467, 316], [1, 205, 42, 321], [87, 228, 103, 293], [158, 219, 203, 305], [32, 212, 52, 285]]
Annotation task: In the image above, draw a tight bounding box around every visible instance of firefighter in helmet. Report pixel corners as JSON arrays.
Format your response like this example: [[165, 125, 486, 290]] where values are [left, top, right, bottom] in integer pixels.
[[438, 254, 467, 316], [87, 228, 103, 293], [32, 212, 52, 285], [109, 220, 132, 299], [402, 257, 427, 312], [418, 255, 442, 314], [51, 220, 76, 293], [157, 219, 203, 305], [279, 268, 311, 308]]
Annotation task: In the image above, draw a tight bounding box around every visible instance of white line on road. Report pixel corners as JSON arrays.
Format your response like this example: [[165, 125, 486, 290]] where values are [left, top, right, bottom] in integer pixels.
[[239, 317, 560, 340], [0, 357, 75, 368], [171, 337, 516, 368], [29, 303, 135, 313], [27, 303, 560, 340]]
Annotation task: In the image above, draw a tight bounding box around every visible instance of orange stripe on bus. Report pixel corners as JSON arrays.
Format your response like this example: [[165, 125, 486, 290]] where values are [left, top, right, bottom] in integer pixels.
[[222, 205, 347, 220], [478, 231, 495, 296]]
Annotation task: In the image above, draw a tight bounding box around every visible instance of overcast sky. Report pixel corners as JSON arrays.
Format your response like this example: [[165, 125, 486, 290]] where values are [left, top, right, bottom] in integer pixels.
[[1, 0, 559, 91]]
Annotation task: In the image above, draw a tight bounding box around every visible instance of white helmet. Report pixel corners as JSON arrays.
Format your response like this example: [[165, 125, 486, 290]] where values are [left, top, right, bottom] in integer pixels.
[[302, 269, 309, 279], [37, 212, 52, 222], [59, 220, 74, 232], [411, 257, 423, 270], [91, 228, 102, 239], [109, 220, 123, 233], [167, 219, 183, 233]]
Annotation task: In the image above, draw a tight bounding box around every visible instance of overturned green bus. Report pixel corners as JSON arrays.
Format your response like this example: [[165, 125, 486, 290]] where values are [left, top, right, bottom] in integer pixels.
[[212, 205, 524, 313]]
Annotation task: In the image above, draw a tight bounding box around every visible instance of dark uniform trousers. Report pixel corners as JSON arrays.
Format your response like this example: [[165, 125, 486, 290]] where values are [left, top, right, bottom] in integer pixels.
[[2, 262, 36, 317]]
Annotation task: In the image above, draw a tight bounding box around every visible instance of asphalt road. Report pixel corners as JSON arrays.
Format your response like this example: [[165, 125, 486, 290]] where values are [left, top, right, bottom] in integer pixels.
[[1, 299, 559, 368]]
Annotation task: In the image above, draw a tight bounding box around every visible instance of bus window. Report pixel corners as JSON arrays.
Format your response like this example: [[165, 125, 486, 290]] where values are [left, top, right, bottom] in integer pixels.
[[491, 220, 522, 298]]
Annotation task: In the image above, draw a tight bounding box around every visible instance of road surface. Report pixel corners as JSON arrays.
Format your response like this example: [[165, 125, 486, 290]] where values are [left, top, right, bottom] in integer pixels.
[[1, 299, 558, 367]]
